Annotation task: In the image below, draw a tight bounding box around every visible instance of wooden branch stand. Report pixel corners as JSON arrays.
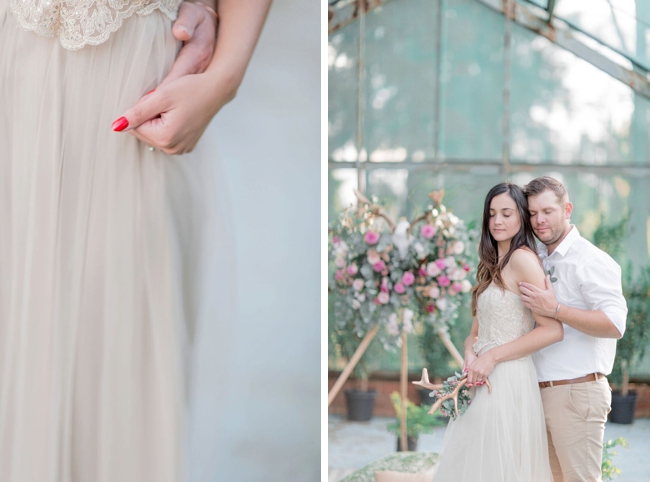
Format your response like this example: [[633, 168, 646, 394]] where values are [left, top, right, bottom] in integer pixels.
[[328, 323, 465, 452]]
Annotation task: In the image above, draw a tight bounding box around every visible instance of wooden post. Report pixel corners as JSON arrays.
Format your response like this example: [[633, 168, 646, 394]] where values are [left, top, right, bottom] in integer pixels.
[[400, 331, 408, 451], [328, 324, 380, 406], [438, 330, 464, 368]]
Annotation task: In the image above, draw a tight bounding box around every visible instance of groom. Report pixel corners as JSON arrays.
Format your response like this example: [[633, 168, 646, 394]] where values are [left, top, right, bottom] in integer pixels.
[[519, 177, 627, 482]]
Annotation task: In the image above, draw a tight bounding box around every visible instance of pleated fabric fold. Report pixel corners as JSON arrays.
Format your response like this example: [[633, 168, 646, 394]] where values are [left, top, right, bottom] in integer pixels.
[[432, 350, 553, 482], [0, 5, 234, 482]]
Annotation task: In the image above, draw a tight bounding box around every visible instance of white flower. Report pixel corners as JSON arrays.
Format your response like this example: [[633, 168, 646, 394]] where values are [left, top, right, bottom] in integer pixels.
[[403, 318, 414, 334], [392, 219, 412, 260], [352, 299, 361, 309], [387, 317, 400, 336], [426, 262, 441, 277], [378, 292, 390, 304], [334, 241, 349, 256], [461, 280, 472, 293], [429, 286, 440, 299], [444, 256, 457, 270], [449, 214, 459, 225], [449, 268, 467, 281], [413, 242, 425, 257], [353, 278, 364, 291], [335, 257, 346, 268], [453, 241, 465, 254], [356, 293, 366, 302], [436, 298, 447, 311], [402, 309, 414, 334]]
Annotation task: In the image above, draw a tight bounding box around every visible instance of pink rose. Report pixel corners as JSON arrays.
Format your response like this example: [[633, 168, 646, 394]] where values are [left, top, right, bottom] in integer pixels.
[[364, 231, 380, 245], [426, 262, 441, 277], [463, 264, 471, 272], [435, 258, 446, 270], [367, 250, 381, 265], [333, 236, 339, 244], [377, 292, 390, 304], [438, 275, 451, 287], [426, 304, 435, 313], [394, 283, 405, 294], [335, 257, 346, 268], [353, 279, 364, 291], [381, 268, 389, 276], [373, 298, 382, 305], [347, 264, 358, 275], [429, 286, 440, 299], [451, 282, 463, 293], [373, 260, 386, 272], [420, 224, 437, 239], [402, 271, 415, 286], [419, 266, 427, 277], [335, 270, 343, 281]]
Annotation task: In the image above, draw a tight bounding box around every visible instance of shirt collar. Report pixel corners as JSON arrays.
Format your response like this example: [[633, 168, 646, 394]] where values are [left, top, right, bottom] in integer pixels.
[[541, 224, 579, 258]]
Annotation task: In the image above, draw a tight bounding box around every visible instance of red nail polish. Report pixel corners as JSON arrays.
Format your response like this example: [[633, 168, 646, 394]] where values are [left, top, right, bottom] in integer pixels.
[[146, 89, 155, 95], [112, 116, 129, 132]]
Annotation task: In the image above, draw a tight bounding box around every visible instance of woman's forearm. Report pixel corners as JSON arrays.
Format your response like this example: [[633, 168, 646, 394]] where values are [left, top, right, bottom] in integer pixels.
[[205, 0, 273, 100], [485, 324, 563, 365]]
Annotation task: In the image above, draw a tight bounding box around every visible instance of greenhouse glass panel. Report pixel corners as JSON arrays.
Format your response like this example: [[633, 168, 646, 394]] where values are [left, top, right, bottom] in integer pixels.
[[329, 21, 360, 161], [549, 0, 650, 72], [510, 23, 636, 165], [438, 0, 505, 161], [362, 0, 438, 163]]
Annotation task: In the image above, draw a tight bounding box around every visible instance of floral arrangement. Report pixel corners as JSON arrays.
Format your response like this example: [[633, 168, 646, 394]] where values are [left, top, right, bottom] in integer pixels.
[[426, 372, 472, 420], [408, 193, 476, 335], [329, 190, 476, 350]]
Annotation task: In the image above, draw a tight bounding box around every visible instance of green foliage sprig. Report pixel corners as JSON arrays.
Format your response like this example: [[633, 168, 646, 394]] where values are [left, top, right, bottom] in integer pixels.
[[386, 392, 445, 439], [601, 437, 628, 481]]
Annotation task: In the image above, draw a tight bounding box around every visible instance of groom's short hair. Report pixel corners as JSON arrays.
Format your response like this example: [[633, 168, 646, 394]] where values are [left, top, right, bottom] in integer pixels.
[[523, 177, 568, 207]]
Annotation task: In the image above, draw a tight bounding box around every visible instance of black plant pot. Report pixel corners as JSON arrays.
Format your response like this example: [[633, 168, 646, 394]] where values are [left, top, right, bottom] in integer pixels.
[[344, 389, 377, 421], [396, 435, 418, 452], [609, 391, 638, 424]]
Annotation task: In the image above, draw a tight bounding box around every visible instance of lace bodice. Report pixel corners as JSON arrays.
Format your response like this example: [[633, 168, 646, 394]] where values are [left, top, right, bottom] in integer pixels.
[[9, 0, 183, 50], [473, 283, 535, 355]]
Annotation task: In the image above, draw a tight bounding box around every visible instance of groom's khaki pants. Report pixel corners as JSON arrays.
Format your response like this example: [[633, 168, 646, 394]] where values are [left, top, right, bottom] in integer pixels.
[[540, 377, 612, 482]]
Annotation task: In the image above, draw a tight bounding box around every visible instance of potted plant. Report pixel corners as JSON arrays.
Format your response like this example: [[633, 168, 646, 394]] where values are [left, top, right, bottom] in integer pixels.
[[387, 392, 445, 451], [609, 265, 650, 424]]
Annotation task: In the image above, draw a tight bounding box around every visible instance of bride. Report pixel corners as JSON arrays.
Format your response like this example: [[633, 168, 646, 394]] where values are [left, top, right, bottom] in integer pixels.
[[432, 183, 563, 481]]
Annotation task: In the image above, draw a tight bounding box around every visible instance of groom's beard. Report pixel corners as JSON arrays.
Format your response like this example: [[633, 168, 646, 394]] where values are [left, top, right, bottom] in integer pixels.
[[533, 225, 566, 246]]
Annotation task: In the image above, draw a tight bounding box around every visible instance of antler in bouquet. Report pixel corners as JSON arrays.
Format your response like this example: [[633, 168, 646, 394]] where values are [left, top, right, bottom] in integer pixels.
[[354, 189, 397, 233], [413, 368, 492, 417]]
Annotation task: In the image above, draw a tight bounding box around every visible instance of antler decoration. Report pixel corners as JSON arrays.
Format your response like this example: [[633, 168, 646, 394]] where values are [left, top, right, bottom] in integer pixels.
[[412, 368, 492, 417], [428, 189, 445, 208], [354, 189, 397, 233]]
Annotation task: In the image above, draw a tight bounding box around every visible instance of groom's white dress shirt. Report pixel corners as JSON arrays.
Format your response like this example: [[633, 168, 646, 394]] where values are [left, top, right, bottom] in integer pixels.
[[532, 225, 628, 382]]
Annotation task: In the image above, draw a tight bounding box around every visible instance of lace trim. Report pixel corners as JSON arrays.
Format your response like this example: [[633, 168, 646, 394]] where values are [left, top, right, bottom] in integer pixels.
[[9, 0, 183, 50]]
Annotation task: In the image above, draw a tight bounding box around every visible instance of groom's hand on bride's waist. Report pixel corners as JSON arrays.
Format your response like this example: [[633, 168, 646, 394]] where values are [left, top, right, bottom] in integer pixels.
[[519, 275, 557, 318]]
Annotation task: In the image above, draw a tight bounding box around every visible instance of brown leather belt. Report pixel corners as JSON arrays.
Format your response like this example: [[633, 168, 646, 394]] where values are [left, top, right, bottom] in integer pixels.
[[539, 372, 605, 389]]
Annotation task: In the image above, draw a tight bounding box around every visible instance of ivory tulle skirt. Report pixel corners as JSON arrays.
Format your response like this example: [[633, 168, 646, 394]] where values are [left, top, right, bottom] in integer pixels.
[[0, 5, 233, 482], [433, 350, 553, 481]]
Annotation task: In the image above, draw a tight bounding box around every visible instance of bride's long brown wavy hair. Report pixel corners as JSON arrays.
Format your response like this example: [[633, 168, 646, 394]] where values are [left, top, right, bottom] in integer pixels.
[[471, 183, 538, 316]]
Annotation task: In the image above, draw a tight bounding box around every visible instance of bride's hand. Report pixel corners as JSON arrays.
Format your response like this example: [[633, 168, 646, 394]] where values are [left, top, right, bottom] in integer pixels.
[[113, 72, 236, 155], [466, 351, 496, 387], [463, 350, 478, 373]]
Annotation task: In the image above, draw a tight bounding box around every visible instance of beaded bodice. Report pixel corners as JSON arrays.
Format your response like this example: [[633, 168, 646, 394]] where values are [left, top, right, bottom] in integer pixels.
[[473, 283, 535, 355], [9, 0, 183, 50]]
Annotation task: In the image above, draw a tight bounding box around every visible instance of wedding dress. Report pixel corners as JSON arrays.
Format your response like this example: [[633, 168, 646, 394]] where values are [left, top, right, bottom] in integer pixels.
[[432, 283, 552, 481], [0, 2, 233, 481]]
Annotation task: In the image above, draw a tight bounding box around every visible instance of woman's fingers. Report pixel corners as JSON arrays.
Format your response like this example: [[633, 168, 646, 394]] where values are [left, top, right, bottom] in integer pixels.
[[112, 91, 171, 132]]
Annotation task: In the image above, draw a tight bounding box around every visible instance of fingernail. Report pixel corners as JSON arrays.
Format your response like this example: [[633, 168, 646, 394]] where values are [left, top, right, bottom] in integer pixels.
[[146, 89, 155, 95], [112, 116, 129, 132], [177, 25, 190, 36]]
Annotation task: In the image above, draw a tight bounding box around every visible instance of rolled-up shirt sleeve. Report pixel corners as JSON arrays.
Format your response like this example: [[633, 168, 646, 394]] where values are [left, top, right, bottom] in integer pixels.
[[577, 256, 628, 336]]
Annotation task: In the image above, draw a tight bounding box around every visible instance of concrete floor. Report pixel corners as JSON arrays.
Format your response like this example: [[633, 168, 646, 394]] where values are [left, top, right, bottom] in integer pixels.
[[328, 415, 650, 482]]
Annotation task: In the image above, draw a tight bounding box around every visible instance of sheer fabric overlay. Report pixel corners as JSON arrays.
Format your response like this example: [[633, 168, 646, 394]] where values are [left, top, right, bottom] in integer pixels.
[[9, 0, 182, 50], [0, 5, 234, 481], [432, 286, 553, 481]]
